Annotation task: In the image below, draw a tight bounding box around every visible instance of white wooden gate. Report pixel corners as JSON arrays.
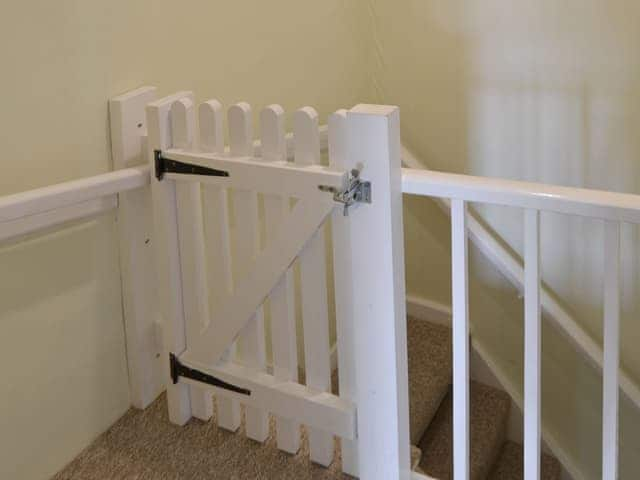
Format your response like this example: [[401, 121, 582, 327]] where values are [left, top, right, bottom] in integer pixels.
[[145, 92, 412, 479]]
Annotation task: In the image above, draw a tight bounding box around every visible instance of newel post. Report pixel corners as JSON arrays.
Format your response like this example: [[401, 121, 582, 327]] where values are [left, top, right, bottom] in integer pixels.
[[347, 105, 411, 479]]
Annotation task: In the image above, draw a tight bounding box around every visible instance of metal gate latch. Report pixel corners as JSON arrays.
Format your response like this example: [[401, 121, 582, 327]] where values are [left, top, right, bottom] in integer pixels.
[[319, 169, 371, 216]]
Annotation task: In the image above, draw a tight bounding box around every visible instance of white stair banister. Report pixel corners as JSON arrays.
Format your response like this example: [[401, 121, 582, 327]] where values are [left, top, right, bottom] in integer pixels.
[[451, 198, 470, 480], [524, 209, 541, 480], [348, 104, 411, 479]]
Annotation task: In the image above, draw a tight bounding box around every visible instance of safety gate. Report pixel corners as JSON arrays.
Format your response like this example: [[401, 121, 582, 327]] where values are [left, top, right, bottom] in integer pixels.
[[145, 91, 412, 479]]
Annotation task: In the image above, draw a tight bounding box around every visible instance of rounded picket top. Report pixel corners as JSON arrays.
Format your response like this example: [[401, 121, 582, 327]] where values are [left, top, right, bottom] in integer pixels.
[[170, 97, 195, 149], [228, 102, 253, 157], [198, 99, 224, 154], [293, 107, 320, 166], [260, 104, 286, 163]]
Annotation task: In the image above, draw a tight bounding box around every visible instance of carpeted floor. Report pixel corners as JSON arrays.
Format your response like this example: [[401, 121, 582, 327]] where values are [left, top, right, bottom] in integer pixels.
[[53, 318, 562, 480], [54, 395, 350, 480]]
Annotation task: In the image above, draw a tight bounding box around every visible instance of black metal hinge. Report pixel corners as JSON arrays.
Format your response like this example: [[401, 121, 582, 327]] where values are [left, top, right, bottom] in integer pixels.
[[169, 353, 251, 396], [155, 150, 230, 181]]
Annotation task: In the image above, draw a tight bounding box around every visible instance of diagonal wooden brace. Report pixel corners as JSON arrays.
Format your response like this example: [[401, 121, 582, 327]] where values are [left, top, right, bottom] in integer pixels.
[[181, 198, 335, 366]]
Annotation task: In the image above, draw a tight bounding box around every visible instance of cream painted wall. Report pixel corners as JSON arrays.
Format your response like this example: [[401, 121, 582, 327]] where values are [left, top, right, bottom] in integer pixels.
[[369, 0, 640, 477], [3, 1, 638, 478], [0, 1, 368, 479]]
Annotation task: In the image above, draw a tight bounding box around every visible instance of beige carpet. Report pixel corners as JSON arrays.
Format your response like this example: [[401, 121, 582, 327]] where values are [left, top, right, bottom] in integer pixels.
[[54, 396, 350, 480], [53, 318, 562, 480]]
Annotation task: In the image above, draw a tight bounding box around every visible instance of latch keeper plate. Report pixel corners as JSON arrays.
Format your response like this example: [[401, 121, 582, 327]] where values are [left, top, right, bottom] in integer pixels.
[[319, 169, 371, 215]]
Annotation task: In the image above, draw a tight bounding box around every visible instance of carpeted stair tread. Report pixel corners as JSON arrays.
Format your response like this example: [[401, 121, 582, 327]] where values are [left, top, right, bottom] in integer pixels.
[[418, 381, 511, 480], [488, 441, 562, 480], [407, 317, 452, 444]]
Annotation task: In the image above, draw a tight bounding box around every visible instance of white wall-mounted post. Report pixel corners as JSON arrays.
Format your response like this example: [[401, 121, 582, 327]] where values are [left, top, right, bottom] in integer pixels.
[[347, 104, 411, 479], [109, 86, 164, 409]]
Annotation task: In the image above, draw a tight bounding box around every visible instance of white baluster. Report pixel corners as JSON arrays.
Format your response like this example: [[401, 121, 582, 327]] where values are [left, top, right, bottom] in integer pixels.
[[603, 221, 620, 480], [452, 198, 470, 480], [524, 209, 541, 480]]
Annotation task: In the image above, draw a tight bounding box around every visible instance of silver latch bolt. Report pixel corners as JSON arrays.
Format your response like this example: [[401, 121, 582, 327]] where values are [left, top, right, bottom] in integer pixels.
[[319, 169, 372, 216]]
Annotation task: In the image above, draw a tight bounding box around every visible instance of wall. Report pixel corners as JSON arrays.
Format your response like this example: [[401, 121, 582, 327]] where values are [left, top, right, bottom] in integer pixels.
[[369, 0, 640, 477], [0, 1, 368, 479]]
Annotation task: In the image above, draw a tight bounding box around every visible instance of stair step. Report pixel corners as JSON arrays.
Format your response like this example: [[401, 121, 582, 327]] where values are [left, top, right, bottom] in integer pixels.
[[407, 317, 453, 445], [489, 441, 562, 480], [418, 381, 511, 480]]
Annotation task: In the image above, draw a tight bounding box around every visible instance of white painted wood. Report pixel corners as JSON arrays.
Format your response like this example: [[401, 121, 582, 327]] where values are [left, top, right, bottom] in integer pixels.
[[603, 221, 620, 480], [295, 107, 334, 467], [524, 209, 541, 480], [253, 124, 328, 159], [161, 149, 346, 201], [179, 358, 356, 440], [347, 104, 411, 480], [198, 100, 225, 154], [451, 198, 470, 480], [0, 166, 149, 223], [199, 99, 242, 432], [401, 147, 640, 414], [228, 102, 269, 442], [182, 197, 334, 365], [401, 168, 640, 224], [109, 86, 164, 410], [328, 109, 358, 476], [261, 104, 300, 454], [171, 98, 213, 421], [146, 91, 194, 425], [0, 196, 116, 243]]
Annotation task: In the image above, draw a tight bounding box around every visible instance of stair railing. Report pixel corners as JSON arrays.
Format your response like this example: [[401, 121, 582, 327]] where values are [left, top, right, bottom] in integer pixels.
[[402, 167, 640, 480], [401, 144, 640, 412]]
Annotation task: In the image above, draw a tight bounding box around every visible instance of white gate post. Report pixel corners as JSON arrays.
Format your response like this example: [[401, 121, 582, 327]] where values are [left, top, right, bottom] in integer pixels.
[[109, 86, 164, 410], [347, 105, 411, 479]]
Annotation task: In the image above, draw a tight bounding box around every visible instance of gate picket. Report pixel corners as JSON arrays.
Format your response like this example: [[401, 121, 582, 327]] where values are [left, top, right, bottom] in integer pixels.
[[146, 91, 195, 426], [228, 103, 269, 442], [260, 105, 301, 454], [199, 99, 241, 432], [169, 98, 214, 421], [328, 109, 359, 476], [294, 107, 334, 467]]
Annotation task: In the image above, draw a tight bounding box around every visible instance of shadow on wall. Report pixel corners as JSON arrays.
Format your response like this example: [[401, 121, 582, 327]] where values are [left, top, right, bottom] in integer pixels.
[[373, 0, 640, 477]]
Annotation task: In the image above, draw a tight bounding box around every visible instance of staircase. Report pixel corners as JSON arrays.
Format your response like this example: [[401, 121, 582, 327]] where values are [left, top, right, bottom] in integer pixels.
[[54, 318, 562, 480], [407, 318, 561, 480]]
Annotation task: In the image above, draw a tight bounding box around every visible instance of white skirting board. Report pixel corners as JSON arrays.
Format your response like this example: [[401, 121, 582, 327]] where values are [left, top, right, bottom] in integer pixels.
[[406, 294, 577, 480]]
